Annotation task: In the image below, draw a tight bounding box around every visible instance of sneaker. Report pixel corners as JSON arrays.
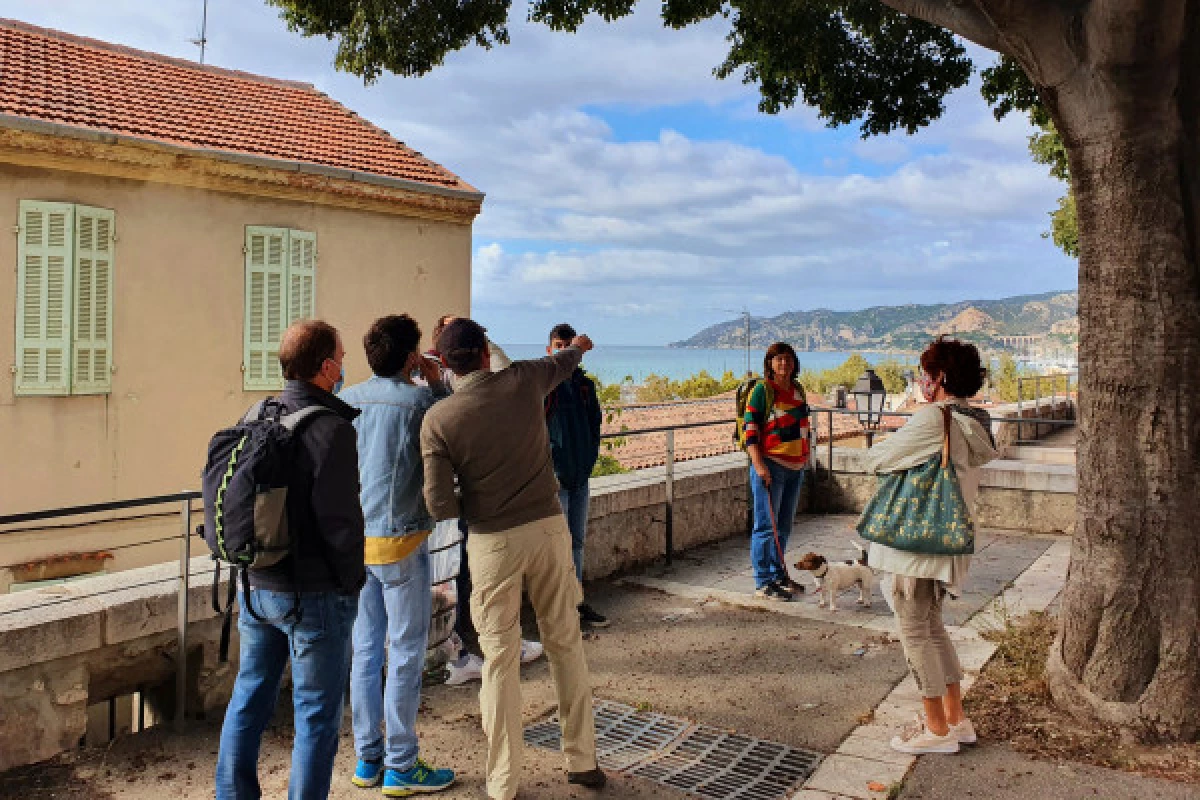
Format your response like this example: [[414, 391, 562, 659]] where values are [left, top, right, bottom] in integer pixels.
[[755, 582, 793, 601], [778, 577, 806, 595], [578, 604, 610, 628], [382, 759, 455, 796], [566, 767, 607, 789], [520, 639, 545, 664], [351, 759, 383, 788], [890, 715, 961, 755], [950, 717, 977, 745], [444, 653, 484, 686]]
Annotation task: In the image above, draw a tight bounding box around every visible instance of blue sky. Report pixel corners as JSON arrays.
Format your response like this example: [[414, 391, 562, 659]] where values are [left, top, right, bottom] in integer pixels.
[[7, 1, 1077, 345]]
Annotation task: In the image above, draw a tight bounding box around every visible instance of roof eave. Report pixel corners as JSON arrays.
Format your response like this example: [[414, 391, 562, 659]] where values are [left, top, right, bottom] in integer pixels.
[[0, 114, 485, 203]]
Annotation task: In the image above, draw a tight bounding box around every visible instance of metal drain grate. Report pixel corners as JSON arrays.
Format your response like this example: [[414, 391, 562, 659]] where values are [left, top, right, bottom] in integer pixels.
[[629, 725, 821, 800], [523, 699, 691, 771], [523, 700, 821, 799]]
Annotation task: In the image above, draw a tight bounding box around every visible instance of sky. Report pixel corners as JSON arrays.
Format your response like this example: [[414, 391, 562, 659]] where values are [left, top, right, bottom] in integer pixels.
[[6, 1, 1078, 345]]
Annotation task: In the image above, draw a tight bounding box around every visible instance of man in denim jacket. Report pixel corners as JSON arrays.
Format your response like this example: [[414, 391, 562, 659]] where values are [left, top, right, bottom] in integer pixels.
[[338, 314, 456, 796]]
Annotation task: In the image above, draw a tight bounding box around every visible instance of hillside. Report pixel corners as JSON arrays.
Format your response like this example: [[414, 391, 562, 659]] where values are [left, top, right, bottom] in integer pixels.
[[671, 291, 1078, 351]]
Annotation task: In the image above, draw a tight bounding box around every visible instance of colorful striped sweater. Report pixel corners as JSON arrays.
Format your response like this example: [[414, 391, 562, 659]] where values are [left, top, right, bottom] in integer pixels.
[[744, 380, 811, 467]]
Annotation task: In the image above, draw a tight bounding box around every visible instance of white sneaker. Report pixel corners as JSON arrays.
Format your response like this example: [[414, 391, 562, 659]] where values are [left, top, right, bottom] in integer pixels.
[[520, 639, 545, 664], [950, 718, 977, 745], [890, 715, 961, 755], [444, 653, 484, 686]]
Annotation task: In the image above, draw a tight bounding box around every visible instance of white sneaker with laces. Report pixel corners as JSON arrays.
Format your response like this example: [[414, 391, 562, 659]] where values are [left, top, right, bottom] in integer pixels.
[[890, 715, 961, 755], [520, 639, 544, 664], [444, 653, 484, 686], [950, 717, 977, 745]]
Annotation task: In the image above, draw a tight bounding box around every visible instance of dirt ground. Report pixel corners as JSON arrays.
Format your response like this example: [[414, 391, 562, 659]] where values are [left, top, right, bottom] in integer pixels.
[[0, 583, 908, 800]]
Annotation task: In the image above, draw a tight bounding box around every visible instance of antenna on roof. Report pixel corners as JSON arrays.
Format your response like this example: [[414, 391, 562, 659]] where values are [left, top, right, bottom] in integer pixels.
[[189, 0, 209, 64]]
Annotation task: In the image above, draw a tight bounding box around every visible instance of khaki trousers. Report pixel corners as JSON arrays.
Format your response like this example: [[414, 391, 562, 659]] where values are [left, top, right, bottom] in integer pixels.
[[467, 515, 598, 800], [889, 576, 964, 699]]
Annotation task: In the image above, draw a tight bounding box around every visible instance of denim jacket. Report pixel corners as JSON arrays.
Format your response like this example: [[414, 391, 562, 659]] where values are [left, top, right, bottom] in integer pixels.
[[339, 376, 449, 542]]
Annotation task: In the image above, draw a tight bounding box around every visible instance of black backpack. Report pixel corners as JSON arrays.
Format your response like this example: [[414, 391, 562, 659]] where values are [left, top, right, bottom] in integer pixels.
[[200, 399, 333, 659]]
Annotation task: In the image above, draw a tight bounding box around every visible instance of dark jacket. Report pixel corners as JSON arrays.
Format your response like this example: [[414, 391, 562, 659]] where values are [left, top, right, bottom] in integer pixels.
[[249, 380, 366, 594], [545, 368, 602, 491]]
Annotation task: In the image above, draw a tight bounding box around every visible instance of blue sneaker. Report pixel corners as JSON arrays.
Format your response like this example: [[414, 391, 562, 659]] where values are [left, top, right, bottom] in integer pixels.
[[351, 759, 384, 788], [382, 759, 456, 796]]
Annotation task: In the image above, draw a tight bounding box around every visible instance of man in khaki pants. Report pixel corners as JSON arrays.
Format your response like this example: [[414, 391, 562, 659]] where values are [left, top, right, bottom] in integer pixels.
[[420, 318, 603, 800]]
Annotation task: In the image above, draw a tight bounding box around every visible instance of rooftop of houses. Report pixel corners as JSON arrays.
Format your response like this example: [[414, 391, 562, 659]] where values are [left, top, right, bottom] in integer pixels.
[[0, 18, 476, 194]]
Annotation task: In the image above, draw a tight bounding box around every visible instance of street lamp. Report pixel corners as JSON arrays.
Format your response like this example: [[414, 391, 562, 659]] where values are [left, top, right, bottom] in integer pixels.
[[851, 369, 888, 446]]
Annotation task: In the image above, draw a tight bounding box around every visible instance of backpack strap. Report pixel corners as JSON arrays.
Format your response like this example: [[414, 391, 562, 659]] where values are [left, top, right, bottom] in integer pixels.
[[241, 398, 270, 424], [279, 404, 335, 431]]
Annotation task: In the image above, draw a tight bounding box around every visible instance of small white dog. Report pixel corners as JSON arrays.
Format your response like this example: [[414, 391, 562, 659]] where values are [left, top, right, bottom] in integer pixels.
[[794, 544, 875, 611]]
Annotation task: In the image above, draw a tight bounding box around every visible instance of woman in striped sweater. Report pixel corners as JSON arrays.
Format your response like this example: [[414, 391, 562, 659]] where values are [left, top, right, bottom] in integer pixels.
[[743, 342, 812, 601]]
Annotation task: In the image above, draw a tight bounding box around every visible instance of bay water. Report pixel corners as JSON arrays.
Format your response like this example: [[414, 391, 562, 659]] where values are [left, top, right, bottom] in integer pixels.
[[499, 344, 916, 385]]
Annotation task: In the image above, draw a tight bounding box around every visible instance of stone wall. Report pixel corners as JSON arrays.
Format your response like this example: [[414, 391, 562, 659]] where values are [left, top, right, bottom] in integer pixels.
[[0, 559, 237, 770], [810, 448, 1076, 535]]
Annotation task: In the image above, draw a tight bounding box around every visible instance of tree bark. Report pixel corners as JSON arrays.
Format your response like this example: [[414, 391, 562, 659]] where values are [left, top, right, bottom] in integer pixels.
[[1036, 1, 1200, 742]]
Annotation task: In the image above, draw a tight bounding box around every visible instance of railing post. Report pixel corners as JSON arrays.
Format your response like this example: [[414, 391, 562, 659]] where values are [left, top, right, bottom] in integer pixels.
[[664, 430, 674, 567], [175, 496, 191, 733], [827, 409, 834, 482], [1016, 377, 1024, 442]]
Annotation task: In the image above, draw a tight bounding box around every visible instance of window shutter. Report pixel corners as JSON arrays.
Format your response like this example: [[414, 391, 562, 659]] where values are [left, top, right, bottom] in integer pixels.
[[15, 201, 75, 396], [71, 205, 116, 394], [286, 230, 316, 324], [243, 226, 288, 390]]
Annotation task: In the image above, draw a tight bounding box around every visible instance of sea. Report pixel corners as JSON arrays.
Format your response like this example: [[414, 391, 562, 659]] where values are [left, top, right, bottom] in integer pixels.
[[499, 344, 918, 386]]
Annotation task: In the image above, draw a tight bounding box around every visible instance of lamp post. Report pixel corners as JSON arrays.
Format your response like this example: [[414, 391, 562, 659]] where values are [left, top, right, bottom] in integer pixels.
[[851, 368, 888, 447]]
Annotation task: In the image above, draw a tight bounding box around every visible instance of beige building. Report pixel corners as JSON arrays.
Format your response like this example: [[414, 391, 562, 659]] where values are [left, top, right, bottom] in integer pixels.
[[0, 19, 482, 586]]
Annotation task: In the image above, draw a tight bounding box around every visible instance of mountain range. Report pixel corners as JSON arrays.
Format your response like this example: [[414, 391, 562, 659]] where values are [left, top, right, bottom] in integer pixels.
[[671, 291, 1079, 351]]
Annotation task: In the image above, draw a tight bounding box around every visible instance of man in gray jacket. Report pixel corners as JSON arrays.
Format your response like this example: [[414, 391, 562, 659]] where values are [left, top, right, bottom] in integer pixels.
[[420, 318, 604, 800]]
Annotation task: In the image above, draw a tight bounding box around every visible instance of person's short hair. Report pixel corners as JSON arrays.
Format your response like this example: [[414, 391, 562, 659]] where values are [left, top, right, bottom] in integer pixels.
[[279, 319, 338, 381], [364, 314, 421, 377], [437, 317, 489, 375], [920, 336, 987, 398], [548, 323, 576, 344], [763, 341, 799, 383]]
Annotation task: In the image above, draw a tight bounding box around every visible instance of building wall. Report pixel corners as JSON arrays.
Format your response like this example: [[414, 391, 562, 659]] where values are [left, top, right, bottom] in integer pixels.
[[0, 163, 472, 567]]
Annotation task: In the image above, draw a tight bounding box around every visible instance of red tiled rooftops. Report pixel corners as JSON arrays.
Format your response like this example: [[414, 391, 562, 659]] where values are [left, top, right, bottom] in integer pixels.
[[0, 18, 476, 193]]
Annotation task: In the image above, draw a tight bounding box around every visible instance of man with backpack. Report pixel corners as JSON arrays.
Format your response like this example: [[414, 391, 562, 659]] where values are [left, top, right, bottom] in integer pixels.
[[337, 314, 457, 796], [212, 319, 365, 800], [544, 323, 607, 628]]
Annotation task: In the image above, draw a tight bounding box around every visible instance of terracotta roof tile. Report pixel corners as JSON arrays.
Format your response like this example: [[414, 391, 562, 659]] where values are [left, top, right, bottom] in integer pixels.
[[0, 18, 476, 192]]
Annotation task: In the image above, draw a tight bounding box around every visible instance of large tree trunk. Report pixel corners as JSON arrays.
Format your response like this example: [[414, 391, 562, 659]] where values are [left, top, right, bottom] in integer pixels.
[[1037, 2, 1200, 741]]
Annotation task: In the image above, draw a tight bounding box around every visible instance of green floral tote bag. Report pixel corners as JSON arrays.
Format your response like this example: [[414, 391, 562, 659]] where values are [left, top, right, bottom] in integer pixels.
[[855, 407, 975, 556]]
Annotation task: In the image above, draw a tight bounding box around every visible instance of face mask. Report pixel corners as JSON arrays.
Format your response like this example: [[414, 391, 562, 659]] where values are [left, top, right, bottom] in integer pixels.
[[333, 366, 345, 395], [918, 373, 937, 402]]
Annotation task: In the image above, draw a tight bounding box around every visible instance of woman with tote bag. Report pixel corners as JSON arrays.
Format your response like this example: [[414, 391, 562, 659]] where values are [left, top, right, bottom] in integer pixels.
[[858, 337, 998, 755]]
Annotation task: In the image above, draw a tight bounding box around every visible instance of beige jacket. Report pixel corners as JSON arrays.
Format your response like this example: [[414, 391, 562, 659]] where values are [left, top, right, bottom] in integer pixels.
[[863, 400, 999, 592]]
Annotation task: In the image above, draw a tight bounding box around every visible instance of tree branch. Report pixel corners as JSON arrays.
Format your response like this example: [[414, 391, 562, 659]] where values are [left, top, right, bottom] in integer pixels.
[[877, 0, 1009, 54]]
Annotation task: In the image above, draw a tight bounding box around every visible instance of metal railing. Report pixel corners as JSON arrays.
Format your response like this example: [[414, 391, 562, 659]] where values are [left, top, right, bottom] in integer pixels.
[[1015, 373, 1076, 442], [0, 403, 1076, 737]]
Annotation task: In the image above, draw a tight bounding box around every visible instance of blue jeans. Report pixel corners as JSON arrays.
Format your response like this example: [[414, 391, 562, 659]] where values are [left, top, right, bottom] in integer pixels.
[[750, 462, 805, 588], [215, 588, 358, 800], [558, 485, 590, 583], [350, 543, 432, 771]]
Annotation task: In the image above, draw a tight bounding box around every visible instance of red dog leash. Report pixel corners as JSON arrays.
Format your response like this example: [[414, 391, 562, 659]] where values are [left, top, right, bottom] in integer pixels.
[[765, 491, 797, 587]]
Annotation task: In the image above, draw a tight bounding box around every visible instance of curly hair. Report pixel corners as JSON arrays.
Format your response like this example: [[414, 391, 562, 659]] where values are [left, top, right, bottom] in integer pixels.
[[920, 336, 987, 398]]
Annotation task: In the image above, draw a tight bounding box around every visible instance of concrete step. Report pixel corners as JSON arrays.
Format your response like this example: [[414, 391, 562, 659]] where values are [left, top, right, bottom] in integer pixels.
[[1003, 445, 1076, 465]]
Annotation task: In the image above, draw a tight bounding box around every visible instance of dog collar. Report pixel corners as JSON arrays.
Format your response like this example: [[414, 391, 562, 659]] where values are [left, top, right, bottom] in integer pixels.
[[813, 563, 829, 578]]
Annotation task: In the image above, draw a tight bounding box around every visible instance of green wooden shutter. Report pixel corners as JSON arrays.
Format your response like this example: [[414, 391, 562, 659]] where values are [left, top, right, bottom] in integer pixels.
[[286, 230, 316, 323], [71, 205, 116, 394], [15, 200, 75, 396], [243, 227, 288, 390]]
